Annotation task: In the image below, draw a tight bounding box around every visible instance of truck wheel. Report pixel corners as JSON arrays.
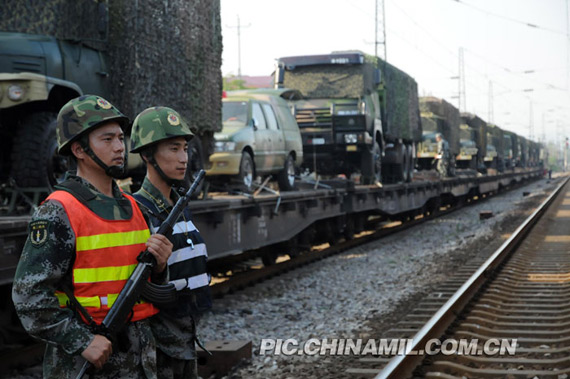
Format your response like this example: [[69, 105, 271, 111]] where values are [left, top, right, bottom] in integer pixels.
[[10, 112, 68, 188], [186, 137, 205, 198], [406, 144, 415, 182], [236, 151, 255, 192], [361, 141, 382, 184], [277, 154, 296, 191], [401, 144, 410, 182]]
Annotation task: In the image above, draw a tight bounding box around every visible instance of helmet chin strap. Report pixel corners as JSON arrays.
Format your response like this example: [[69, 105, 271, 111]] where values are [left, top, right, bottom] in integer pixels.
[[147, 155, 184, 188], [80, 141, 127, 179]]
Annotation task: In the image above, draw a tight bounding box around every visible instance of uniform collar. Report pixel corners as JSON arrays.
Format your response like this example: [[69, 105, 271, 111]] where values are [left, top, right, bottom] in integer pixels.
[[140, 177, 176, 212], [63, 172, 124, 199]]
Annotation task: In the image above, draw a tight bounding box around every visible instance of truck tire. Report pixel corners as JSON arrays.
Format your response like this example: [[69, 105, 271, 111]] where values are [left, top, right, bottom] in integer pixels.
[[406, 144, 414, 182], [401, 144, 410, 183], [10, 112, 68, 189], [361, 141, 382, 184], [277, 154, 296, 191]]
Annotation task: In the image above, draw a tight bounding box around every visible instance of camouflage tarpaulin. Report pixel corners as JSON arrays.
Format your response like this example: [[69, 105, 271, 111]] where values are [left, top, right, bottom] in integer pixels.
[[0, 0, 103, 48], [461, 112, 487, 158], [373, 56, 422, 142], [420, 97, 460, 155], [0, 0, 223, 142], [281, 51, 422, 143]]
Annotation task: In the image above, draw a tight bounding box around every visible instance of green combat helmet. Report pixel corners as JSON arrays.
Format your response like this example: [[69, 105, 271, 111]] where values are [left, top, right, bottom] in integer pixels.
[[131, 106, 193, 186], [130, 106, 193, 153], [57, 95, 129, 156]]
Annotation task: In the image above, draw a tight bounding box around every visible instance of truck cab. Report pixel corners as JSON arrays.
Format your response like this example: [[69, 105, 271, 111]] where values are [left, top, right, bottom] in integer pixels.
[[0, 32, 109, 189]]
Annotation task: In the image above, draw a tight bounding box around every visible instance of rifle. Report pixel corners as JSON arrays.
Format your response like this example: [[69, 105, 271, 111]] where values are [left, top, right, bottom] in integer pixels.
[[76, 170, 206, 378]]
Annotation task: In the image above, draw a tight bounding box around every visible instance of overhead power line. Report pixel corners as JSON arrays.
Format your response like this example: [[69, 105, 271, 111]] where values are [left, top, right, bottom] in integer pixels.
[[451, 0, 567, 36]]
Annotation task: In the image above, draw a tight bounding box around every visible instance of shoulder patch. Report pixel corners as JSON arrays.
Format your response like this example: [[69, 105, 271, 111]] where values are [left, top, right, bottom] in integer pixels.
[[29, 220, 50, 247]]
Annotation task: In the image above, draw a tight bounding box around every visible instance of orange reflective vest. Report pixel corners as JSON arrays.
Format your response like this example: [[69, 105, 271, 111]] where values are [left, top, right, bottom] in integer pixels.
[[49, 190, 159, 324]]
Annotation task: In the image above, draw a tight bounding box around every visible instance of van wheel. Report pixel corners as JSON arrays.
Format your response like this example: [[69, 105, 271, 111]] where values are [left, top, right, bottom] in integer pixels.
[[236, 152, 255, 192], [277, 154, 296, 191]]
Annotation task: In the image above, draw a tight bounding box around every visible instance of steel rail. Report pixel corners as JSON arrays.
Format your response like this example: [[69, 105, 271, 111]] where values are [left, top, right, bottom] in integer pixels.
[[375, 176, 570, 379]]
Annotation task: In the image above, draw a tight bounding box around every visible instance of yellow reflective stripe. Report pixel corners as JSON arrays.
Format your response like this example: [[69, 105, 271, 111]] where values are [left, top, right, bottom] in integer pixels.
[[74, 264, 137, 284], [55, 292, 69, 307], [76, 229, 150, 252], [54, 293, 101, 308]]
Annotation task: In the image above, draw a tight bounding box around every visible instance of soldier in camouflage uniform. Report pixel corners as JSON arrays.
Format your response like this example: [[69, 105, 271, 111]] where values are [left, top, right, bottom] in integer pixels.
[[130, 107, 212, 379], [435, 133, 450, 178], [11, 95, 173, 378]]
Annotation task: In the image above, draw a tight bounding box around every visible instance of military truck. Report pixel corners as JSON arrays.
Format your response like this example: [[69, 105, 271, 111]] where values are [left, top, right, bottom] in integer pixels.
[[274, 51, 422, 183], [519, 136, 529, 168], [502, 130, 518, 170], [485, 124, 504, 171], [461, 112, 487, 172], [417, 97, 459, 172], [0, 0, 222, 195], [456, 124, 479, 170]]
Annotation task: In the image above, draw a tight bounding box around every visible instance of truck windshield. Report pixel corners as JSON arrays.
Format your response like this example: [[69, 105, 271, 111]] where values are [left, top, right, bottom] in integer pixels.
[[283, 65, 365, 98], [222, 101, 248, 126]]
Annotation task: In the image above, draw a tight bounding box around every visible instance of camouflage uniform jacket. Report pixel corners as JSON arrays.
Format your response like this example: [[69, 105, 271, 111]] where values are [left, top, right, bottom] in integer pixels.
[[133, 178, 211, 361], [437, 138, 450, 160], [12, 174, 163, 379]]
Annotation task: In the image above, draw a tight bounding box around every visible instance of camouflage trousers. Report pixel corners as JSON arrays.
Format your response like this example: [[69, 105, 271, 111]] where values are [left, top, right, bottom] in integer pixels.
[[157, 350, 198, 379], [42, 319, 157, 379], [437, 159, 449, 177]]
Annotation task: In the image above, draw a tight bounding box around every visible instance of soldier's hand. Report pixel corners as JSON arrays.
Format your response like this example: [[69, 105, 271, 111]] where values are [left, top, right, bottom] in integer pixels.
[[146, 234, 173, 273], [82, 334, 112, 369]]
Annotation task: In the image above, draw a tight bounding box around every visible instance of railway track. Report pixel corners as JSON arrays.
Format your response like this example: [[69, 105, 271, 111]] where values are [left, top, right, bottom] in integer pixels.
[[347, 176, 570, 378], [1, 176, 550, 376]]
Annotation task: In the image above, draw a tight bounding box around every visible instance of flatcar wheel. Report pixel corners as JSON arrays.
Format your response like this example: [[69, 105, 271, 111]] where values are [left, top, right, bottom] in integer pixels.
[[261, 251, 278, 266]]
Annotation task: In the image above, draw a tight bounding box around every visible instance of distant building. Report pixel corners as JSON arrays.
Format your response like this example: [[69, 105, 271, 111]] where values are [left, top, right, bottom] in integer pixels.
[[241, 75, 273, 88]]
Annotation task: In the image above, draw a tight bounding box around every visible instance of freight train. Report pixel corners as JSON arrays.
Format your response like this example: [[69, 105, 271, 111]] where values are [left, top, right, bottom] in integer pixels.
[[0, 8, 548, 363]]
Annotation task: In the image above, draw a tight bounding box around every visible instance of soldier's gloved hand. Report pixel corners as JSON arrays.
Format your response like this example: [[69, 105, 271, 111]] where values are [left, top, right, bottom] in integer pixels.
[[146, 234, 173, 273], [82, 334, 112, 370]]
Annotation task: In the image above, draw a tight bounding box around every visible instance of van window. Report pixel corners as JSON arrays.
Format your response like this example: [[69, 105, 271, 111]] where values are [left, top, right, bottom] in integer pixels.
[[222, 101, 248, 127], [252, 103, 267, 129], [262, 104, 279, 130]]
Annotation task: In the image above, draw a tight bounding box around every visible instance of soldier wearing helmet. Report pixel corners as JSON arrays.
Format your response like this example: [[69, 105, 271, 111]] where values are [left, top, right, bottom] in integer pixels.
[[131, 106, 211, 379], [435, 132, 451, 178], [12, 95, 173, 378]]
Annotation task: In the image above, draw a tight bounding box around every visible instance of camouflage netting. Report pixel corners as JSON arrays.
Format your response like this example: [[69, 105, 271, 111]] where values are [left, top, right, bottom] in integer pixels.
[[461, 112, 487, 158], [0, 0, 103, 48], [376, 57, 422, 142], [1, 0, 223, 143], [282, 65, 369, 99], [487, 124, 504, 159], [420, 97, 460, 155], [281, 51, 421, 142]]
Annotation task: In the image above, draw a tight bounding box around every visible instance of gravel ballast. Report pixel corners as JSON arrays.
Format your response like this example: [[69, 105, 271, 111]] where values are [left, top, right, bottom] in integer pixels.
[[198, 177, 561, 378]]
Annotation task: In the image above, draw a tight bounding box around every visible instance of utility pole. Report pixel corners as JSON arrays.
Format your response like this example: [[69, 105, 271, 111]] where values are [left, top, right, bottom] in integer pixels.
[[226, 16, 250, 79], [488, 81, 494, 123], [375, 0, 387, 61], [458, 47, 466, 112]]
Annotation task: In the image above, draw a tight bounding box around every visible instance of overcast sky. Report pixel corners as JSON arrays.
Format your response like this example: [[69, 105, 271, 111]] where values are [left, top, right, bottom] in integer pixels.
[[220, 0, 570, 144]]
